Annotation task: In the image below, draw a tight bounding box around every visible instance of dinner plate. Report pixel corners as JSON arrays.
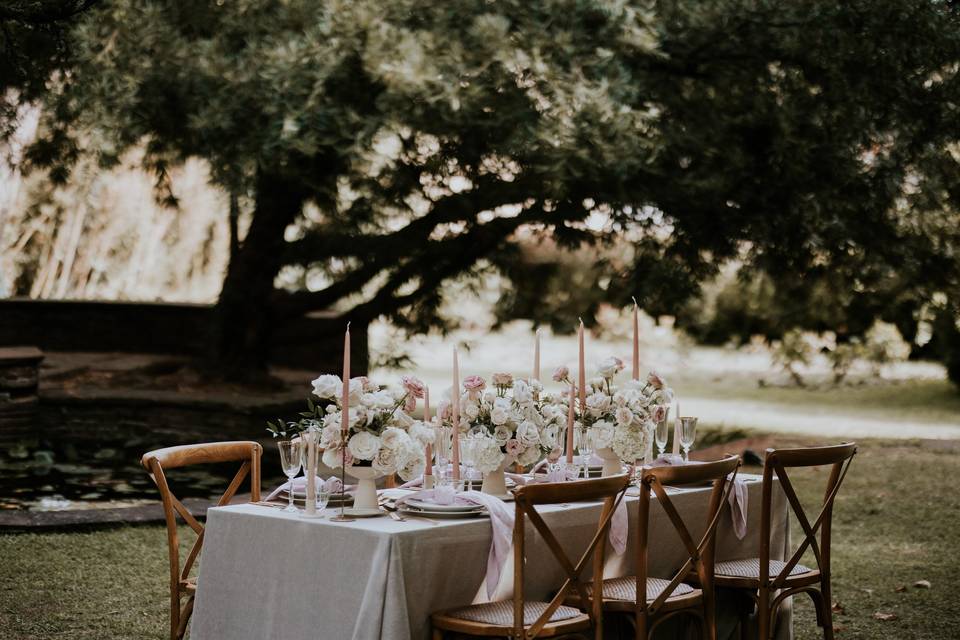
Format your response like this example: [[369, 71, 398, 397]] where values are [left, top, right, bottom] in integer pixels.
[[340, 507, 383, 518], [404, 498, 484, 512], [398, 506, 487, 520]]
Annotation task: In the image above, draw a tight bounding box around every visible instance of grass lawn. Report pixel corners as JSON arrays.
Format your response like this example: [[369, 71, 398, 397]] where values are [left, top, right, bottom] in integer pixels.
[[1, 437, 958, 639]]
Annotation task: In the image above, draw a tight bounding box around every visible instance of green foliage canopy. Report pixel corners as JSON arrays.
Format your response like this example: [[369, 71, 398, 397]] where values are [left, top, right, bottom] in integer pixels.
[[10, 0, 960, 378]]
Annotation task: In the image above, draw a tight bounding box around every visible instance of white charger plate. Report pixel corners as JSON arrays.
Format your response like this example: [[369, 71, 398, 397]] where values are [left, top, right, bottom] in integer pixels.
[[399, 506, 487, 520], [404, 498, 484, 512]]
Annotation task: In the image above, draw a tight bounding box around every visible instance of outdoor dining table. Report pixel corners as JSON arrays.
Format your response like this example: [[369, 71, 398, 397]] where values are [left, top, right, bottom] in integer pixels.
[[190, 473, 791, 640]]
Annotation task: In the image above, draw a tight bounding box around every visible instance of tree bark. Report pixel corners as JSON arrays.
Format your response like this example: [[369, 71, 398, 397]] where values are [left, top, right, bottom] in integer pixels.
[[211, 169, 305, 376]]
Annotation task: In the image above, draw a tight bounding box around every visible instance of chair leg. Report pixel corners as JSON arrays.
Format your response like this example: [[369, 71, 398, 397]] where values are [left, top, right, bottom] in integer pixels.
[[430, 625, 443, 640], [177, 596, 194, 640], [702, 587, 717, 640], [820, 581, 835, 640], [757, 588, 771, 640]]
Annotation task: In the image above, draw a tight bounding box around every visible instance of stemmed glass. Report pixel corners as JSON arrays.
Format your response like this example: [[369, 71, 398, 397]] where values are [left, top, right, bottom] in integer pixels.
[[316, 484, 331, 515], [277, 439, 303, 513], [679, 417, 698, 462], [655, 406, 671, 459], [576, 425, 594, 478], [434, 424, 450, 480]]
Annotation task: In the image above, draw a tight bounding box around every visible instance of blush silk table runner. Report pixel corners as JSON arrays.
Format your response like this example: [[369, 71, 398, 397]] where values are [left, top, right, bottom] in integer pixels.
[[190, 473, 791, 640]]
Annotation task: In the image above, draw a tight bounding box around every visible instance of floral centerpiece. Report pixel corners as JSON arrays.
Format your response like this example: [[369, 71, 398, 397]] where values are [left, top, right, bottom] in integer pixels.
[[304, 374, 433, 508], [550, 359, 674, 475], [443, 373, 547, 495]]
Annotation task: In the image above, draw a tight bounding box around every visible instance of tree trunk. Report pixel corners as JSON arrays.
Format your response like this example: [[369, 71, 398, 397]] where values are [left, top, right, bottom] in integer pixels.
[[211, 170, 305, 376]]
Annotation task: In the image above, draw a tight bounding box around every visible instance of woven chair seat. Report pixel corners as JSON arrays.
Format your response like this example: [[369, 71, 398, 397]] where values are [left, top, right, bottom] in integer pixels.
[[587, 576, 695, 602], [715, 558, 812, 579], [445, 600, 585, 626]]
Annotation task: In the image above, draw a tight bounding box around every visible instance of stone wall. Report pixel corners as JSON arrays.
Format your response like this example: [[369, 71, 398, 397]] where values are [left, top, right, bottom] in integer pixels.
[[0, 298, 367, 372]]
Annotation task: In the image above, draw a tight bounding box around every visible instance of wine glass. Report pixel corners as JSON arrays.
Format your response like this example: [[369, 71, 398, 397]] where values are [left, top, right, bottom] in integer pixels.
[[679, 417, 698, 462], [434, 425, 450, 479], [576, 425, 594, 478], [277, 439, 303, 513], [316, 484, 331, 515], [655, 406, 671, 458]]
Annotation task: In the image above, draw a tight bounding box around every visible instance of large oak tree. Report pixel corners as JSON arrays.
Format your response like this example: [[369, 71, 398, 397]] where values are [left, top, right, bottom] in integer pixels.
[[8, 0, 960, 382]]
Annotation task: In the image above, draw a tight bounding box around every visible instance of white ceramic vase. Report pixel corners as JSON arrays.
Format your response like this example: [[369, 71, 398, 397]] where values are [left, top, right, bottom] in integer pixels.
[[481, 456, 515, 496], [346, 465, 381, 510], [595, 447, 623, 477]]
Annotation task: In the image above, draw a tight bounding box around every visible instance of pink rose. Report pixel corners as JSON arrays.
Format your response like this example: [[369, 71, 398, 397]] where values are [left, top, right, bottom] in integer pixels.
[[647, 371, 665, 389], [612, 357, 625, 372], [653, 405, 667, 423], [463, 375, 486, 392], [492, 372, 513, 387], [552, 366, 570, 383], [404, 396, 417, 413], [505, 439, 523, 457], [401, 375, 426, 398]]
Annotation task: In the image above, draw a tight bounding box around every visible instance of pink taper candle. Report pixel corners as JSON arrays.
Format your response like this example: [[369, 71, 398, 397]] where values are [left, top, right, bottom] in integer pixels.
[[565, 383, 575, 463], [578, 318, 586, 411], [341, 323, 350, 434], [632, 298, 640, 381], [672, 401, 681, 455], [423, 387, 432, 477], [451, 347, 461, 480], [533, 328, 541, 381]]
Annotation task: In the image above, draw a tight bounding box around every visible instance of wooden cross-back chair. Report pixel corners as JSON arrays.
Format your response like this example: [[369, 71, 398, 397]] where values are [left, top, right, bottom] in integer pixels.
[[713, 443, 856, 640], [141, 441, 262, 640], [580, 455, 741, 640], [430, 474, 632, 639]]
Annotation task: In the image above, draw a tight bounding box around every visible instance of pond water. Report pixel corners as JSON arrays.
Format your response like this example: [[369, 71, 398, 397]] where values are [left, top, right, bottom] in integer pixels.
[[1, 436, 286, 511]]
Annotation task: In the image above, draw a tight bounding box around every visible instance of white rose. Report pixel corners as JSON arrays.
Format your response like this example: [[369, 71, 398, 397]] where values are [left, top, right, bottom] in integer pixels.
[[322, 412, 341, 430], [596, 357, 620, 379], [591, 420, 615, 448], [473, 436, 505, 473], [346, 378, 364, 404], [585, 392, 611, 417], [517, 444, 541, 467], [540, 425, 559, 450], [409, 421, 434, 448], [615, 406, 634, 427], [311, 374, 341, 399], [464, 402, 480, 420], [320, 423, 341, 449], [347, 431, 380, 461], [372, 446, 397, 475], [612, 426, 648, 462], [380, 427, 405, 450], [513, 380, 533, 405], [490, 406, 509, 426], [482, 390, 496, 405], [493, 424, 512, 446], [516, 420, 540, 447], [397, 442, 425, 481], [322, 445, 344, 469]]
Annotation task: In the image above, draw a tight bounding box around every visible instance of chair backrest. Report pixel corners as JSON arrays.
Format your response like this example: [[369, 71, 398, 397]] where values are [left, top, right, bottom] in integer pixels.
[[759, 443, 856, 588], [512, 474, 631, 639], [634, 455, 741, 617], [141, 442, 262, 600]]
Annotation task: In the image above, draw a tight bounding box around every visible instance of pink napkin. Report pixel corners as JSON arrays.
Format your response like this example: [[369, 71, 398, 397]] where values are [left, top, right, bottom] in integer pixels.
[[643, 456, 749, 539], [503, 470, 628, 555], [264, 475, 352, 502], [396, 489, 513, 599]]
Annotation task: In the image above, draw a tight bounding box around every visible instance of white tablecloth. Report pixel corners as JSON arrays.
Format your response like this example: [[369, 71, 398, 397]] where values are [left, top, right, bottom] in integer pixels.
[[190, 474, 790, 640]]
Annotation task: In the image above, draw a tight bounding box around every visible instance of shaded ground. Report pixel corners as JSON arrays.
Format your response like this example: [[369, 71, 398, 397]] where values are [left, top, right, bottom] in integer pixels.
[[0, 437, 957, 639]]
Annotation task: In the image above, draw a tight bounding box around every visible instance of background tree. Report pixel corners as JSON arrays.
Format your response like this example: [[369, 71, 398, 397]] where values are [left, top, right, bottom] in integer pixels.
[[10, 0, 960, 387]]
